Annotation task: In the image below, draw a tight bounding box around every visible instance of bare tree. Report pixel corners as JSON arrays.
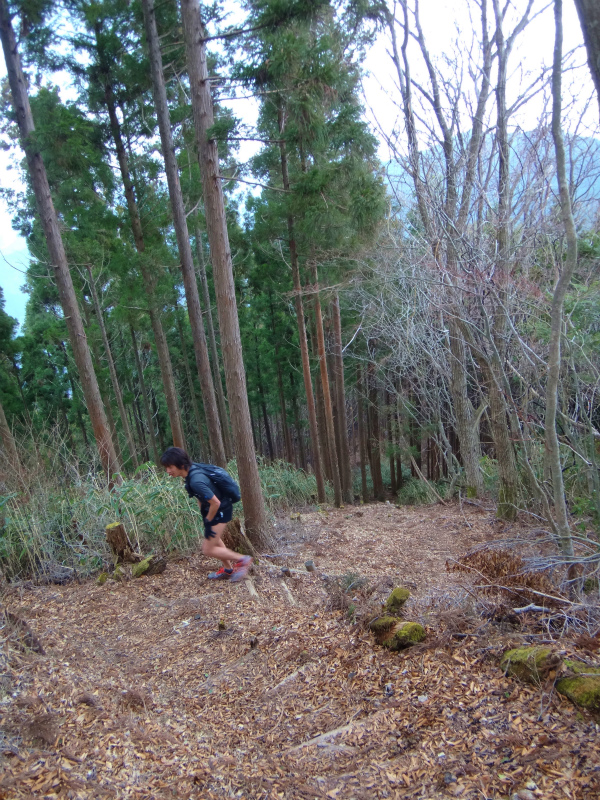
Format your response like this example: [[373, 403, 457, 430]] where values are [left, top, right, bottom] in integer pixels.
[[546, 0, 578, 559]]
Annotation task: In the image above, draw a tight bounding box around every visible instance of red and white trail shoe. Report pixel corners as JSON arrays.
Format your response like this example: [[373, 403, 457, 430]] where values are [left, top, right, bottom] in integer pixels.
[[230, 556, 252, 582], [207, 567, 233, 580]]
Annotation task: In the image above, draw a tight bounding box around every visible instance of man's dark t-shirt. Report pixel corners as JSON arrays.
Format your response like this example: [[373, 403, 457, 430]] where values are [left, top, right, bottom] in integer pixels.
[[184, 464, 233, 519]]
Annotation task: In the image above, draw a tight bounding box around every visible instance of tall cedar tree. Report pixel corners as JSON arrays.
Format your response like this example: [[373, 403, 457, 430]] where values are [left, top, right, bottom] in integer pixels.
[[237, 0, 385, 503], [0, 0, 121, 479]]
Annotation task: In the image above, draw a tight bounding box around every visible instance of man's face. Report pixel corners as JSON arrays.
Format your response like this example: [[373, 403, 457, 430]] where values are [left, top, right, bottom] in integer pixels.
[[165, 464, 187, 478]]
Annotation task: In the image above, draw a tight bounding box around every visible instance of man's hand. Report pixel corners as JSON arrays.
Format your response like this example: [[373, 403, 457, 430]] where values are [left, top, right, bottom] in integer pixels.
[[204, 494, 221, 523]]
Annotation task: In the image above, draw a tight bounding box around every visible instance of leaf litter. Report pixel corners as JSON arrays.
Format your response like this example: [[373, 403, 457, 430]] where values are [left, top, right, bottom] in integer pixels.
[[0, 500, 599, 799]]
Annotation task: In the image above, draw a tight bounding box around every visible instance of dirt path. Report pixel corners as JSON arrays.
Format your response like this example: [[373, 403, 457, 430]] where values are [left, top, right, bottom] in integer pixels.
[[1, 501, 598, 799]]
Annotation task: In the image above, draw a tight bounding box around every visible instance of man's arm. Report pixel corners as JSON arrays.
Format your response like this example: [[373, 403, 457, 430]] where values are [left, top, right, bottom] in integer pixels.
[[201, 494, 221, 522]]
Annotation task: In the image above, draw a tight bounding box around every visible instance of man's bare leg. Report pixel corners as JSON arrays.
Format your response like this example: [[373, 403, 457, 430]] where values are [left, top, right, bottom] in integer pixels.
[[202, 521, 241, 569]]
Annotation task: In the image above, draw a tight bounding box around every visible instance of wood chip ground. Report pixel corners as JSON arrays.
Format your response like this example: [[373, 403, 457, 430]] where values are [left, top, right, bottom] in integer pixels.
[[1, 501, 598, 799]]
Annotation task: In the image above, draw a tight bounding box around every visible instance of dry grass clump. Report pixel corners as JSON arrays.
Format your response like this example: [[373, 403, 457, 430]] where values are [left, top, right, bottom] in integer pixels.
[[447, 548, 565, 608]]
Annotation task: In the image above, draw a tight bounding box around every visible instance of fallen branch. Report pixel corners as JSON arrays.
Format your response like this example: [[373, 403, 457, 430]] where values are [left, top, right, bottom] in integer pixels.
[[512, 604, 549, 614]]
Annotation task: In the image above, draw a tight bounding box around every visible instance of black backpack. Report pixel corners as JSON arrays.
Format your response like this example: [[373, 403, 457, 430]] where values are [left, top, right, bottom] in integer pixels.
[[194, 463, 242, 503]]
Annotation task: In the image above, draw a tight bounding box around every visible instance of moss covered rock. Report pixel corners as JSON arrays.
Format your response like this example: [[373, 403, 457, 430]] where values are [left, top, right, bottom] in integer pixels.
[[385, 587, 410, 616], [381, 621, 425, 651], [501, 646, 562, 684], [96, 572, 108, 586], [556, 661, 600, 713]]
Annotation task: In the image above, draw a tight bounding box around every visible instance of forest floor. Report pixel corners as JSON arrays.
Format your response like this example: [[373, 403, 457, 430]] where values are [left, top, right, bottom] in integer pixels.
[[0, 500, 599, 800]]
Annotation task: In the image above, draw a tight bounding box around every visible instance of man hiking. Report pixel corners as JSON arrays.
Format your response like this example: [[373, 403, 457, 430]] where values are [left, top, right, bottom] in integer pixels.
[[160, 447, 252, 581]]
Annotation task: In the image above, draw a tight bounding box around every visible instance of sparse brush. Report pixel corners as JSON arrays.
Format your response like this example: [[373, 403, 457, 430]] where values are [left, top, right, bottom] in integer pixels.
[[447, 548, 565, 608], [397, 478, 439, 506]]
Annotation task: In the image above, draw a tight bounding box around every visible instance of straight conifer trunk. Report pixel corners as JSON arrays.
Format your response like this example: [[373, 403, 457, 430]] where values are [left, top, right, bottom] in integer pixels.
[[290, 372, 307, 471], [331, 293, 352, 503], [277, 113, 326, 501], [368, 363, 385, 500], [85, 265, 139, 469], [174, 303, 207, 458], [356, 365, 369, 502], [181, 0, 268, 543], [131, 327, 160, 464], [95, 42, 185, 451], [142, 0, 225, 466], [312, 266, 342, 507], [194, 228, 233, 459], [0, 2, 120, 480]]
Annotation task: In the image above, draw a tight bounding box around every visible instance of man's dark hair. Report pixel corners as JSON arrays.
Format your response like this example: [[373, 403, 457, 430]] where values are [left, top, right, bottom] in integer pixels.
[[160, 447, 192, 469]]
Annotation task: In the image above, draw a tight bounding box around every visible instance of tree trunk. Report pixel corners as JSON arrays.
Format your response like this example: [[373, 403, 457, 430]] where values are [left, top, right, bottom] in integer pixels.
[[331, 293, 352, 503], [312, 266, 342, 507], [151, 390, 166, 452], [94, 28, 184, 452], [574, 0, 600, 121], [547, 0, 577, 558], [194, 227, 233, 459], [254, 335, 274, 462], [367, 363, 385, 501], [130, 326, 160, 465], [182, 0, 268, 545], [174, 303, 207, 459], [356, 365, 369, 502], [269, 297, 293, 465], [142, 0, 225, 465], [315, 370, 331, 481], [386, 389, 397, 494], [0, 2, 121, 480], [290, 372, 307, 471], [85, 265, 139, 469], [277, 109, 326, 502], [447, 317, 484, 497]]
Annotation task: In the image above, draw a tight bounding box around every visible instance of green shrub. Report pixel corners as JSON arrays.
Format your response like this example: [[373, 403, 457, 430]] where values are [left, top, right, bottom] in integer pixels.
[[396, 478, 434, 505]]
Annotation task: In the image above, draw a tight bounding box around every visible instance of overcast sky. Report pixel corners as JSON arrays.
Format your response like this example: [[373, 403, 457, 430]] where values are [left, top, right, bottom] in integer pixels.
[[0, 0, 595, 330]]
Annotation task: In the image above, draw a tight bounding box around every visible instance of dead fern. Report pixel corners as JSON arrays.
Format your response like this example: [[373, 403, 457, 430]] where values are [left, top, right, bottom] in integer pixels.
[[447, 549, 565, 608]]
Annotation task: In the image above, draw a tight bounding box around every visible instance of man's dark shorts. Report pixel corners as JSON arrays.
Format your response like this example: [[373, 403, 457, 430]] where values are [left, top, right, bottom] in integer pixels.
[[202, 500, 234, 538]]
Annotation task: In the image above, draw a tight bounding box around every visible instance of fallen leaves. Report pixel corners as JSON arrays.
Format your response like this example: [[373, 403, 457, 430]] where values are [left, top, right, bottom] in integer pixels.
[[0, 502, 599, 798]]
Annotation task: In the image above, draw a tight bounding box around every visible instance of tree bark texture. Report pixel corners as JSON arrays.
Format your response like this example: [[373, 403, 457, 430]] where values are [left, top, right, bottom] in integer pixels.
[[181, 0, 268, 544], [0, 2, 121, 480]]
